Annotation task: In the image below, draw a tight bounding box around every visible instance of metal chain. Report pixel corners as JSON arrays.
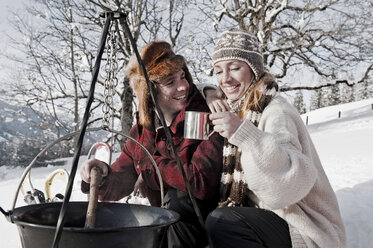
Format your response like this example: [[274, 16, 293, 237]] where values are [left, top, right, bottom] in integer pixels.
[[102, 19, 119, 147]]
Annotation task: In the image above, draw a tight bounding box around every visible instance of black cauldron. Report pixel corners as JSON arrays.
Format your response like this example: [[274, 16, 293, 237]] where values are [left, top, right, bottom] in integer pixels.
[[10, 201, 179, 248]]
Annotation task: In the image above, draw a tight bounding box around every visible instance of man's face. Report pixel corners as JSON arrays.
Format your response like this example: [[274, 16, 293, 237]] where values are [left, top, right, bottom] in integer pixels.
[[156, 69, 189, 120]]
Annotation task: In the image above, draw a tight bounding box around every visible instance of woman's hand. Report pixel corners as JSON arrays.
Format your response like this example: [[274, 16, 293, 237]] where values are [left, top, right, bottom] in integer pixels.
[[204, 88, 229, 113], [210, 112, 242, 139], [79, 159, 109, 183]]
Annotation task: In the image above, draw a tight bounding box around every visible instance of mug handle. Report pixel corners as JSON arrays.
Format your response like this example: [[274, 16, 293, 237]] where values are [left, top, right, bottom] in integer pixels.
[[207, 115, 215, 138], [207, 130, 215, 138]]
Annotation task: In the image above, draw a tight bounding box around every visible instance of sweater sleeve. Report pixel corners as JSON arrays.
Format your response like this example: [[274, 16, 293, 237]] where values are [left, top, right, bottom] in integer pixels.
[[228, 99, 317, 210], [195, 83, 217, 99]]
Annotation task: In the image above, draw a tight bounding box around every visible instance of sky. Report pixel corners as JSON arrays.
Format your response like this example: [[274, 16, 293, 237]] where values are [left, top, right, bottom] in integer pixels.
[[0, 0, 23, 46], [0, 0, 15, 34], [0, 0, 26, 84], [0, 97, 373, 247]]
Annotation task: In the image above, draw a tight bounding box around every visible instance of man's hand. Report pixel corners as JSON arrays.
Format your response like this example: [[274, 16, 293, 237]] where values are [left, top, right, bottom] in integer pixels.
[[79, 159, 109, 183]]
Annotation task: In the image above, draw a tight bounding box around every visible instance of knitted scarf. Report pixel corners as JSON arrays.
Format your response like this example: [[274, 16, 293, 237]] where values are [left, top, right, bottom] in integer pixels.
[[218, 76, 278, 207]]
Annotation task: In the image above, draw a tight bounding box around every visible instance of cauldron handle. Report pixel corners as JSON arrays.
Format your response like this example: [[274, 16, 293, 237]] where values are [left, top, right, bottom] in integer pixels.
[[0, 206, 10, 220], [84, 166, 103, 228], [106, 129, 165, 207], [9, 128, 165, 215]]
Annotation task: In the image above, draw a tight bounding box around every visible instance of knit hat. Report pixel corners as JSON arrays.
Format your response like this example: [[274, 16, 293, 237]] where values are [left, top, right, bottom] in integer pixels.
[[125, 41, 193, 127], [213, 28, 265, 82]]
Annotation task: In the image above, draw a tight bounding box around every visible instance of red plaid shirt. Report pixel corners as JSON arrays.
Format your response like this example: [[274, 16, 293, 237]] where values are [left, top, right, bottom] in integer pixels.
[[95, 85, 223, 206]]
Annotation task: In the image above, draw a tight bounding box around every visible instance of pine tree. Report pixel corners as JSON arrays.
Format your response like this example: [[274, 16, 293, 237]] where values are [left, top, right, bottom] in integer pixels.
[[341, 84, 354, 103], [359, 81, 370, 100], [293, 90, 307, 114], [320, 87, 331, 108], [369, 81, 373, 99], [330, 84, 341, 106], [310, 89, 322, 111]]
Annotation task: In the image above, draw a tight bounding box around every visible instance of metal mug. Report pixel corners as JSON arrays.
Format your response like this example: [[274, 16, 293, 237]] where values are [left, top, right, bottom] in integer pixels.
[[184, 111, 215, 140]]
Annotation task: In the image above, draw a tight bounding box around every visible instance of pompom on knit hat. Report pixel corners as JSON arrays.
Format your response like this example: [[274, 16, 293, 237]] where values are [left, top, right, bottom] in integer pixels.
[[213, 28, 265, 82], [125, 41, 193, 127]]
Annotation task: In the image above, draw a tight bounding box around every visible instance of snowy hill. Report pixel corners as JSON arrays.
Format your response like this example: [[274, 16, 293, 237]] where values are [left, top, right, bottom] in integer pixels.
[[0, 99, 47, 141], [0, 99, 107, 167], [0, 99, 60, 167], [302, 98, 373, 248], [0, 98, 373, 247]]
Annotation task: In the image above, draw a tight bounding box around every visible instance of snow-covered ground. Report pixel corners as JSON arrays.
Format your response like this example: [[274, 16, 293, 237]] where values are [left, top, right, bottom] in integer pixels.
[[1, 98, 373, 247]]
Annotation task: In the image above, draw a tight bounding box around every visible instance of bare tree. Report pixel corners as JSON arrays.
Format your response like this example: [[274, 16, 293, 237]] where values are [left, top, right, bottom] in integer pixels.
[[7, 0, 100, 151], [189, 0, 373, 94], [7, 0, 188, 149], [7, 0, 371, 153]]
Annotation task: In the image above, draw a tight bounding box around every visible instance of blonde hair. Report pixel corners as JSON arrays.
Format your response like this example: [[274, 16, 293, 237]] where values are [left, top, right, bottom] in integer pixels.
[[238, 72, 277, 118]]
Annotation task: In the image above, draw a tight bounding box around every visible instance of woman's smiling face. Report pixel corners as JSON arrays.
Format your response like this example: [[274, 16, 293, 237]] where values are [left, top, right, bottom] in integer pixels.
[[214, 60, 254, 101]]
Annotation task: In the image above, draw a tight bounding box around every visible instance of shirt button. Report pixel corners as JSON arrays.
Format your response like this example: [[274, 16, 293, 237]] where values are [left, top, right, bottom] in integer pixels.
[[161, 137, 167, 141], [146, 168, 152, 174]]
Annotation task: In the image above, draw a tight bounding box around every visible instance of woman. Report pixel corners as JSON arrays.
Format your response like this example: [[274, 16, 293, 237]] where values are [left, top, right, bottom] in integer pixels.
[[204, 28, 346, 248], [80, 41, 223, 248]]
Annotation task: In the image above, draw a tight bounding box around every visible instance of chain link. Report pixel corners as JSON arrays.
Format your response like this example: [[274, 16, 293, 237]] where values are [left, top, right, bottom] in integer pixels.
[[102, 20, 119, 146]]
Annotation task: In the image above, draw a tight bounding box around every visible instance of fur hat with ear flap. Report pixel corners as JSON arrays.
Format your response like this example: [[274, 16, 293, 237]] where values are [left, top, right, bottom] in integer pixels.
[[125, 41, 193, 127]]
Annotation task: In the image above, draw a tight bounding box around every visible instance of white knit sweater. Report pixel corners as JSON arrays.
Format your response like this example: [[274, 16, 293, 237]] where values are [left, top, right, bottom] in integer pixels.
[[228, 95, 346, 248]]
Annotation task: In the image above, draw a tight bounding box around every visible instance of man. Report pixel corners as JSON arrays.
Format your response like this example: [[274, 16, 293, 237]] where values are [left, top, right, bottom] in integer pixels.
[[80, 41, 223, 248]]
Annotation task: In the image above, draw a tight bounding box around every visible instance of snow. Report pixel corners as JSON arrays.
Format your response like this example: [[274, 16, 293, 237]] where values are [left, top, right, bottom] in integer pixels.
[[5, 117, 13, 123], [1, 98, 373, 247]]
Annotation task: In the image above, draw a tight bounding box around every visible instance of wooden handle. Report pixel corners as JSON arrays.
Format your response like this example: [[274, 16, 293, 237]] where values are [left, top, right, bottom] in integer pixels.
[[84, 166, 103, 228]]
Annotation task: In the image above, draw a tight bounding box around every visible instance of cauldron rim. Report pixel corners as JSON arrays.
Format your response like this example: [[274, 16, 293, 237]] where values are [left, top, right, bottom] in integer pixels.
[[11, 201, 180, 233]]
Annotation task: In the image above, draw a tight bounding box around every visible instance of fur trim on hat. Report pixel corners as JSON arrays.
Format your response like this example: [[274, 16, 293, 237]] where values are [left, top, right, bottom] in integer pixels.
[[125, 41, 193, 127]]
